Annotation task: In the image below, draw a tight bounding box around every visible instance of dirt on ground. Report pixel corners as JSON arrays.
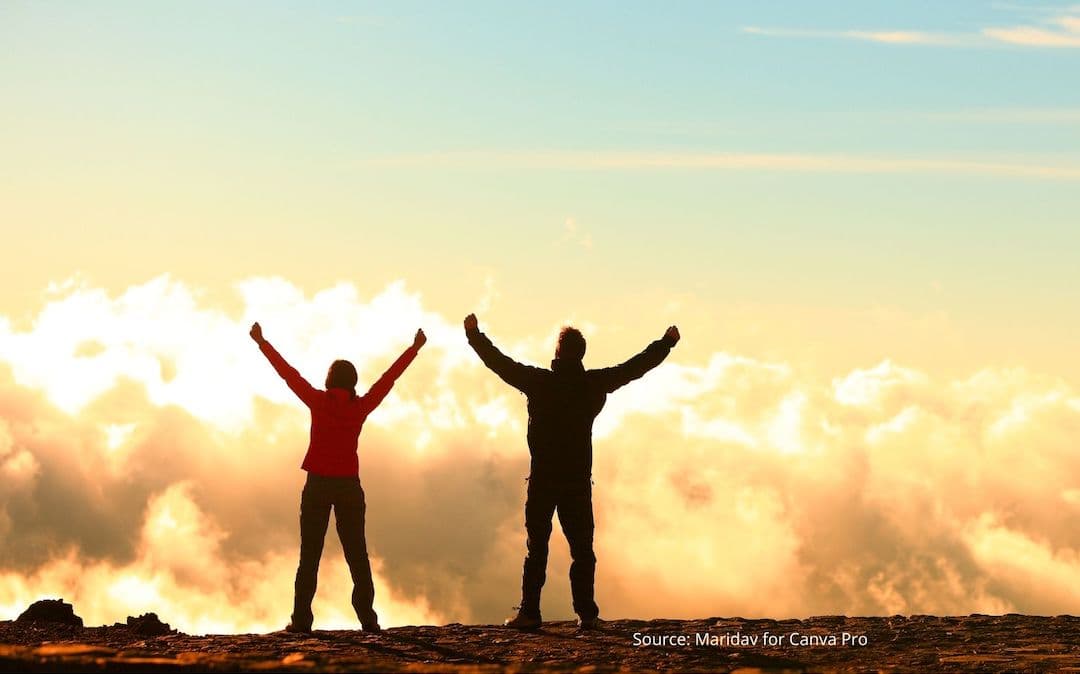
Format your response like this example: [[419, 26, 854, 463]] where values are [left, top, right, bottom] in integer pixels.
[[2, 613, 1079, 673]]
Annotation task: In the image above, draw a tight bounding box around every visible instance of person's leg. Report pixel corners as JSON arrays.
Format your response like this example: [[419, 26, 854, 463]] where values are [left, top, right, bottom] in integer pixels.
[[292, 475, 332, 629], [334, 478, 379, 629], [557, 482, 599, 622], [519, 480, 557, 619]]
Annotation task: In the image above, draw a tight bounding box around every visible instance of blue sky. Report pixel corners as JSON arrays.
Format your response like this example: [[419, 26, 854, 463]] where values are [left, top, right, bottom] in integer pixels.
[[1, 0, 1078, 377]]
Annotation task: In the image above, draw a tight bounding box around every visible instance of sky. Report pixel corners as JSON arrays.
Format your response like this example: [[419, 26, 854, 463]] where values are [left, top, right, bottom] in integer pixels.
[[1, 1, 1079, 631]]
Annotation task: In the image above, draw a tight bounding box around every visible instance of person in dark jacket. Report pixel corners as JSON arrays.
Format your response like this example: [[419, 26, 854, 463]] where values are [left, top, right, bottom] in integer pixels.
[[250, 321, 425, 633], [463, 313, 680, 630]]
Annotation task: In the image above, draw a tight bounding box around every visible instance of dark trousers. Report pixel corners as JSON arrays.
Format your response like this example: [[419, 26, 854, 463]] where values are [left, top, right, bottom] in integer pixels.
[[292, 474, 378, 628], [520, 478, 599, 620]]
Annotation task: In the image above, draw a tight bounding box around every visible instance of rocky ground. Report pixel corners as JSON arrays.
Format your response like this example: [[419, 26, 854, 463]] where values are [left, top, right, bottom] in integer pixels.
[[1, 603, 1078, 673]]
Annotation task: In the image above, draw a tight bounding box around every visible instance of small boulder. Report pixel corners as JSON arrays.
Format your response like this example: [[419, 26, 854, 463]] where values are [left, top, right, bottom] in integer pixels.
[[16, 599, 83, 627], [125, 612, 173, 636]]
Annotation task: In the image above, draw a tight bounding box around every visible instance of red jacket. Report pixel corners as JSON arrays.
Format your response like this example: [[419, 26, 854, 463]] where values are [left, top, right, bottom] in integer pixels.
[[258, 339, 420, 477]]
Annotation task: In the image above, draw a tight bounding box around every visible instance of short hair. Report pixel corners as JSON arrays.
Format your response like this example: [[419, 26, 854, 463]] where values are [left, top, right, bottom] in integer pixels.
[[326, 359, 358, 397], [556, 326, 586, 362]]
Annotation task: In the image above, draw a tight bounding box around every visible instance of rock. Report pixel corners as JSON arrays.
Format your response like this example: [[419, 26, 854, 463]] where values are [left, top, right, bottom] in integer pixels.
[[34, 644, 115, 657], [124, 613, 174, 636], [2, 614, 1079, 671], [15, 599, 83, 627]]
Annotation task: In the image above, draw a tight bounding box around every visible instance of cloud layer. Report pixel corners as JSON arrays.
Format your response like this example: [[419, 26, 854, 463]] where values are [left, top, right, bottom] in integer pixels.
[[1, 276, 1079, 632], [355, 151, 1080, 182], [744, 7, 1080, 49]]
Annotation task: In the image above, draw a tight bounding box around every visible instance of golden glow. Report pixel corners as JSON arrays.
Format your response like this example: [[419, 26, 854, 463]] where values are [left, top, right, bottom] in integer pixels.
[[1, 275, 1079, 627]]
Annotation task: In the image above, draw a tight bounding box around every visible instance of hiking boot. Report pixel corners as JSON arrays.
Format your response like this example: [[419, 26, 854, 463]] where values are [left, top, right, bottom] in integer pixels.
[[362, 621, 382, 633], [577, 615, 600, 631], [504, 609, 542, 630], [285, 621, 312, 634]]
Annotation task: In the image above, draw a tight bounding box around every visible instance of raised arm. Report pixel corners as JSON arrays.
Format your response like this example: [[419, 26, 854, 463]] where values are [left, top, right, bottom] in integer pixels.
[[250, 322, 319, 407], [464, 314, 544, 394], [592, 326, 680, 393], [360, 329, 426, 411]]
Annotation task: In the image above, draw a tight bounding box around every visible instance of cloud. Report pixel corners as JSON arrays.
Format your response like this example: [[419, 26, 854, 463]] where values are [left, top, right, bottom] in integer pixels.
[[0, 483, 443, 634], [355, 151, 1080, 181], [984, 13, 1080, 46], [557, 217, 593, 251], [924, 108, 1080, 124], [741, 26, 974, 47], [1, 276, 1080, 631], [743, 8, 1080, 49]]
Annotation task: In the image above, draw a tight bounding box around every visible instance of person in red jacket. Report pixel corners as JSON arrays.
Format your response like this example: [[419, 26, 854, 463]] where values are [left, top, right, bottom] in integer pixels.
[[249, 321, 425, 633]]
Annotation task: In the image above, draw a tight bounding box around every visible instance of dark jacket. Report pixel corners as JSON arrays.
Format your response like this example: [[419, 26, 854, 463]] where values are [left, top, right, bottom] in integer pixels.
[[467, 327, 676, 483]]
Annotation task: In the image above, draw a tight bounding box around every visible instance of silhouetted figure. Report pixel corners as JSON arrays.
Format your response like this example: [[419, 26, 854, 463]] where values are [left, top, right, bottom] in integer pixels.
[[464, 314, 679, 630], [250, 322, 426, 633]]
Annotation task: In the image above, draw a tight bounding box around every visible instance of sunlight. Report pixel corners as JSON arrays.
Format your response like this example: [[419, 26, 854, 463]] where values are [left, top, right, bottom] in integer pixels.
[[766, 392, 806, 454]]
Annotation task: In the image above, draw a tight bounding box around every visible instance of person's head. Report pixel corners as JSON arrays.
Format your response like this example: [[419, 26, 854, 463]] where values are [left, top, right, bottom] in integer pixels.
[[555, 326, 586, 362], [326, 359, 358, 397]]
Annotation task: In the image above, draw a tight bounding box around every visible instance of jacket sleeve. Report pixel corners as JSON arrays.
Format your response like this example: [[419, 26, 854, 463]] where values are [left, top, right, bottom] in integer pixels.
[[360, 343, 421, 412], [466, 327, 544, 394], [591, 335, 676, 393], [258, 339, 320, 407]]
